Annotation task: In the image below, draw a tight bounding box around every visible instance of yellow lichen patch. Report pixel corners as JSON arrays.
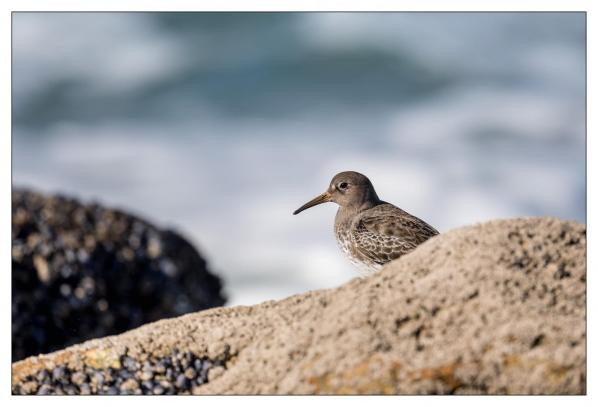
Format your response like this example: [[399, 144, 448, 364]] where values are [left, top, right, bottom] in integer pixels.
[[84, 348, 121, 370], [407, 362, 462, 392], [503, 354, 521, 367], [545, 363, 573, 383], [503, 354, 575, 386], [307, 355, 401, 394]]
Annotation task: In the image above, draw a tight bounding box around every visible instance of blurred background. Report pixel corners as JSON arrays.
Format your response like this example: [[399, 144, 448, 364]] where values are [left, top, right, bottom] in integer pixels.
[[13, 12, 586, 306]]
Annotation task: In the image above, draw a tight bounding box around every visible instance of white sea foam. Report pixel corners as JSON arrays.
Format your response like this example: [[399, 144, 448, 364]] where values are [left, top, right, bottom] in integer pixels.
[[12, 13, 585, 306]]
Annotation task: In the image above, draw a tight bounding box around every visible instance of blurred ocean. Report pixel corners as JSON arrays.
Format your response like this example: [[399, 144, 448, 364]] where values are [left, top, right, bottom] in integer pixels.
[[12, 13, 586, 306]]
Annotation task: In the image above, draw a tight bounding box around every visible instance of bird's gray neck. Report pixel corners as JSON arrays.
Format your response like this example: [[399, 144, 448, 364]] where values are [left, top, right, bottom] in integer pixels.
[[335, 199, 382, 226]]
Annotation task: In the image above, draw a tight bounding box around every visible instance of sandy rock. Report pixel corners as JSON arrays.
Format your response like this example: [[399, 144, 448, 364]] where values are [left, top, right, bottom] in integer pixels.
[[12, 217, 585, 394]]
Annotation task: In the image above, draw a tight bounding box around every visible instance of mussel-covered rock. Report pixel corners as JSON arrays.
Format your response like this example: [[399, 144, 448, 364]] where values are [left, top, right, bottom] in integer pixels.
[[12, 188, 226, 361]]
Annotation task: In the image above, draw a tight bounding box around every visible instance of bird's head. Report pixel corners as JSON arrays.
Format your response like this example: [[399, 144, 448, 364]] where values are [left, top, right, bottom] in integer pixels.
[[293, 171, 380, 215]]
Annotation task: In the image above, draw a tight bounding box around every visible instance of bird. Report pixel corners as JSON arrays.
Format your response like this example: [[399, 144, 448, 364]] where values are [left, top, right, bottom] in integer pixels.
[[293, 171, 439, 274]]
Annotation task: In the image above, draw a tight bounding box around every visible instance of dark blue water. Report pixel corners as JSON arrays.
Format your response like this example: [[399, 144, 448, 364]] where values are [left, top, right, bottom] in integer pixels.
[[12, 13, 586, 305]]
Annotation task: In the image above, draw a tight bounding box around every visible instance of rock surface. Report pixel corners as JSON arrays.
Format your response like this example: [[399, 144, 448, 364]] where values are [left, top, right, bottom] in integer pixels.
[[12, 189, 226, 362], [12, 217, 585, 394]]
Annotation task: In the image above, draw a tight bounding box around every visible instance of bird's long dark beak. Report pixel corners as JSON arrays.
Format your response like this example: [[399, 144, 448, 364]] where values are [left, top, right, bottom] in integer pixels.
[[293, 192, 332, 215]]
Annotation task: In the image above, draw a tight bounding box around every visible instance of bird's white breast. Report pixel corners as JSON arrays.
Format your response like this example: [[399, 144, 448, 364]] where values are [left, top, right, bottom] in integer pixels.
[[334, 226, 381, 276]]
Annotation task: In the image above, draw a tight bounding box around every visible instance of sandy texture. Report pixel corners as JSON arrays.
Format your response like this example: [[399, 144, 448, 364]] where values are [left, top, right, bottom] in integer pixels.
[[12, 217, 586, 394]]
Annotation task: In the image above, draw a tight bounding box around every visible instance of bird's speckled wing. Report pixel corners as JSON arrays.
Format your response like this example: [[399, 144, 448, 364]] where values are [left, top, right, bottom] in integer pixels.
[[351, 204, 439, 265]]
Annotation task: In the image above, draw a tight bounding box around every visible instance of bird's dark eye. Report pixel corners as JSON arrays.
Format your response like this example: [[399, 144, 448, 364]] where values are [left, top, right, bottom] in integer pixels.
[[338, 182, 349, 190]]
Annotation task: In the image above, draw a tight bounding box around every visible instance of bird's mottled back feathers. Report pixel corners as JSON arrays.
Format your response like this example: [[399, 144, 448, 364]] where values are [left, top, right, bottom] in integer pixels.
[[350, 203, 439, 266]]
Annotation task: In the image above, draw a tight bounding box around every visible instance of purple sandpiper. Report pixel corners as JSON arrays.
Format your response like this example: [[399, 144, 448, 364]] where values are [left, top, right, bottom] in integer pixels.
[[293, 171, 439, 274]]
